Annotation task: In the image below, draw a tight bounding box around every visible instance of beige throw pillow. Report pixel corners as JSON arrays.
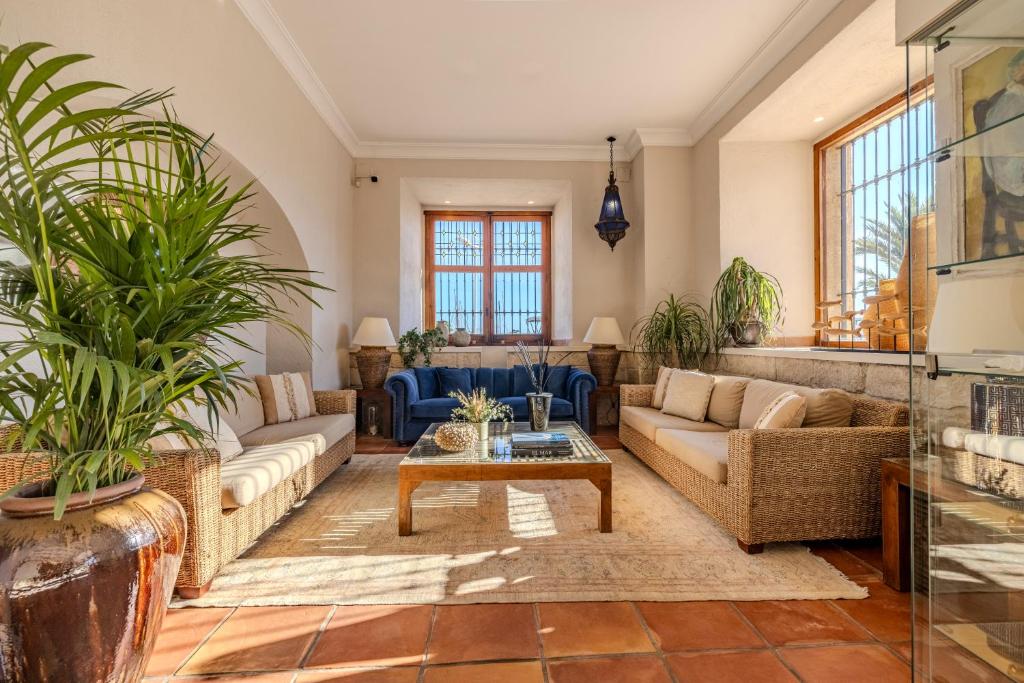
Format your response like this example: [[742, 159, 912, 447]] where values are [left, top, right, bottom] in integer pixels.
[[754, 391, 807, 429], [651, 366, 673, 409], [661, 370, 716, 422], [706, 375, 750, 428], [255, 371, 318, 425]]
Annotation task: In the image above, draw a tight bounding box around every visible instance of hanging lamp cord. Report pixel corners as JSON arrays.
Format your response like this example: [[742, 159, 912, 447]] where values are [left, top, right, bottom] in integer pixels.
[[607, 137, 616, 185]]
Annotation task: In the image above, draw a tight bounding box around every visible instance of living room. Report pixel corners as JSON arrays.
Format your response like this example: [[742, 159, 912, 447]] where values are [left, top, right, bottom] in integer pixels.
[[0, 0, 1021, 682]]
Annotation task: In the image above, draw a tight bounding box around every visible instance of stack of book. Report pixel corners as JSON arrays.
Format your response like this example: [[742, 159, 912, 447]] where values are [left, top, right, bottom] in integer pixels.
[[510, 431, 573, 458]]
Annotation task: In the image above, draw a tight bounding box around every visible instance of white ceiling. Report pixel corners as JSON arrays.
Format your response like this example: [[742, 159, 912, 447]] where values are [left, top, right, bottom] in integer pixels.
[[238, 0, 842, 159], [723, 0, 920, 143]]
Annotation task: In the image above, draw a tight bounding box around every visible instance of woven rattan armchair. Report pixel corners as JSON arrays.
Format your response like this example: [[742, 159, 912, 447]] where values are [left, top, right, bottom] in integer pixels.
[[619, 384, 909, 553], [0, 389, 356, 597]]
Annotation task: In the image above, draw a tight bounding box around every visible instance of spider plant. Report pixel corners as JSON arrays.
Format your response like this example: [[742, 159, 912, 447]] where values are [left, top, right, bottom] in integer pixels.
[[0, 41, 325, 518], [711, 257, 783, 346], [630, 294, 714, 378]]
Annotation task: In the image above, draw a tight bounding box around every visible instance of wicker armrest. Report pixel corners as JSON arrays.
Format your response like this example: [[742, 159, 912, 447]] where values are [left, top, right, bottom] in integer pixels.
[[620, 384, 655, 408], [144, 447, 223, 590], [314, 389, 357, 415]]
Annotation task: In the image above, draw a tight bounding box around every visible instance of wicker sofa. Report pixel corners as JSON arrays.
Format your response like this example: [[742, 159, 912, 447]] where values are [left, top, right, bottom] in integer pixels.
[[619, 376, 909, 553], [0, 384, 356, 598]]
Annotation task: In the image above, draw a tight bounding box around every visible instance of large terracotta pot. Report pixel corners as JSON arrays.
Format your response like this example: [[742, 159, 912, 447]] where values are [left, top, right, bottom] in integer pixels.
[[0, 475, 186, 682]]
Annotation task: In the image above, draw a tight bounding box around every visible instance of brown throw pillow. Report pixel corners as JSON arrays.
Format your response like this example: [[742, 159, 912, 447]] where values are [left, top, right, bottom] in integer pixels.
[[254, 371, 317, 425]]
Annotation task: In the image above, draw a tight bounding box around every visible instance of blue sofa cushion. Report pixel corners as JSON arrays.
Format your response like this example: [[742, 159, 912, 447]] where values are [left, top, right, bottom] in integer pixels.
[[413, 367, 440, 399], [512, 364, 570, 399], [499, 396, 574, 420], [410, 398, 460, 420], [437, 367, 472, 397]]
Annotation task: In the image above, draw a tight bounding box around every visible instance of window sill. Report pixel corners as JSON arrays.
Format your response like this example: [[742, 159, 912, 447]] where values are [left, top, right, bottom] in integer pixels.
[[719, 346, 923, 367]]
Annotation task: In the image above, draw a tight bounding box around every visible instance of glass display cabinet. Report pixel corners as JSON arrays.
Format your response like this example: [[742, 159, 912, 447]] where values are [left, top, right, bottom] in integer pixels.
[[908, 0, 1024, 679]]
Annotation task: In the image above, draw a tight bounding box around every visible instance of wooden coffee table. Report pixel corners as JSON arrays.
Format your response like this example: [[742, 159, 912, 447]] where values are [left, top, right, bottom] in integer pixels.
[[398, 421, 612, 536]]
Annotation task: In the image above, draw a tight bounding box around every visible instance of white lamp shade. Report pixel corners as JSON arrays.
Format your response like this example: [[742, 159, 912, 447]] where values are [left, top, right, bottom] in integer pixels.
[[583, 317, 626, 346], [352, 317, 396, 347], [928, 269, 1024, 357]]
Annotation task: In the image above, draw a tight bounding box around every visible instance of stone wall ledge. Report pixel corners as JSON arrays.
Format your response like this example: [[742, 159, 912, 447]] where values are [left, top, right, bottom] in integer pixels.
[[720, 346, 923, 368]]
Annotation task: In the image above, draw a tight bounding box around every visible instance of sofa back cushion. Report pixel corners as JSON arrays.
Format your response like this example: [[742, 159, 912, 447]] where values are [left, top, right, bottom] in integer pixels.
[[414, 367, 440, 399], [513, 364, 569, 398], [255, 372, 317, 425], [438, 367, 473, 396], [738, 379, 853, 429], [661, 370, 716, 422], [707, 375, 750, 428], [221, 380, 265, 437]]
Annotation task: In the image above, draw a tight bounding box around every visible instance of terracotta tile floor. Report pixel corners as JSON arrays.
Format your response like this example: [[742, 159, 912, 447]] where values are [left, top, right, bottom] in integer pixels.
[[138, 431, 981, 681]]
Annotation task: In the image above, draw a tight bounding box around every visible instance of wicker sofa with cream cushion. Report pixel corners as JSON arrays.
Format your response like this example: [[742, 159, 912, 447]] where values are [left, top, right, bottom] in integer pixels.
[[619, 374, 909, 553], [0, 379, 356, 598]]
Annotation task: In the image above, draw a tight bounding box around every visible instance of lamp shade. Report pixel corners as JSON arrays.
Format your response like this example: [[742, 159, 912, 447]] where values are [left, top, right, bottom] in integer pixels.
[[352, 317, 396, 347], [595, 182, 629, 250], [584, 317, 626, 346], [927, 269, 1024, 369]]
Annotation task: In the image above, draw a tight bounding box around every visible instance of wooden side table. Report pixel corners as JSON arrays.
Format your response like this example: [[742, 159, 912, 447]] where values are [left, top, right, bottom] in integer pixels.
[[357, 388, 392, 438], [881, 457, 912, 592], [588, 384, 621, 435]]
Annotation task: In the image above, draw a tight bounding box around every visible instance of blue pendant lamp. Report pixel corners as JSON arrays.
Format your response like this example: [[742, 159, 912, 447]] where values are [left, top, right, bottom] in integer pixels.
[[595, 136, 629, 250]]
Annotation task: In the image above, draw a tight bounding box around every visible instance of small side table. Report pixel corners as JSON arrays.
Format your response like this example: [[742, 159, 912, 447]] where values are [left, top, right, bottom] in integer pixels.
[[588, 384, 621, 435], [881, 457, 912, 592], [357, 388, 392, 438]]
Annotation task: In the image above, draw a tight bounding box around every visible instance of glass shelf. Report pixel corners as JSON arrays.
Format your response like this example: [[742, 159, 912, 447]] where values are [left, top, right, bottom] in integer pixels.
[[930, 109, 1024, 161], [929, 352, 1024, 379], [928, 252, 1024, 273]]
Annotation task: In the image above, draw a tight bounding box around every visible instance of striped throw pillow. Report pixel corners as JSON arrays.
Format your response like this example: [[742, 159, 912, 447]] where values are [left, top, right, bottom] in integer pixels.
[[254, 372, 318, 425]]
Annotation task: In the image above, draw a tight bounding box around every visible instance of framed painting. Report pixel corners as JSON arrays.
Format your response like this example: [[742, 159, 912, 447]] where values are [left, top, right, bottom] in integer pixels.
[[960, 47, 1024, 261]]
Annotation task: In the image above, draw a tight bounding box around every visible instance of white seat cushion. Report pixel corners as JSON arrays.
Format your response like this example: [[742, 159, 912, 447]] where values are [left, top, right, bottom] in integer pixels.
[[621, 406, 728, 441], [220, 439, 319, 509], [654, 429, 730, 484], [239, 413, 355, 450]]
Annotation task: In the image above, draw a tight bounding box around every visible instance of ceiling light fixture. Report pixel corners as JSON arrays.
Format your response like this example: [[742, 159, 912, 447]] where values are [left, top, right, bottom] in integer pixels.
[[594, 136, 629, 251], [527, 200, 535, 205], [813, 116, 825, 123], [444, 200, 452, 204]]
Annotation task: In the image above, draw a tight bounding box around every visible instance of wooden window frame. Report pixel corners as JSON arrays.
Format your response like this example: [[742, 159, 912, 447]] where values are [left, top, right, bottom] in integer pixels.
[[812, 77, 932, 348], [424, 210, 552, 345]]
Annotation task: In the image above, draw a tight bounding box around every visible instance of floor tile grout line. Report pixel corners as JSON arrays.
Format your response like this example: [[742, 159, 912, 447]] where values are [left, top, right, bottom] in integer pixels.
[[628, 601, 683, 683], [417, 604, 439, 683], [169, 606, 238, 677], [825, 592, 910, 645], [296, 604, 337, 669], [728, 602, 806, 682], [533, 603, 551, 683]]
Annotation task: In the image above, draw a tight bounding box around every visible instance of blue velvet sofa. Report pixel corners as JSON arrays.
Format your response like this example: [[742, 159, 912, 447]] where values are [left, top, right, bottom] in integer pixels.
[[385, 365, 597, 444]]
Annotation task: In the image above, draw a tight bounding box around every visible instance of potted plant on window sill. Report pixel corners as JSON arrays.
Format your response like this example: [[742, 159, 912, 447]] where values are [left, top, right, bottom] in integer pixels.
[[631, 294, 715, 380], [0, 41, 323, 681], [711, 257, 784, 347]]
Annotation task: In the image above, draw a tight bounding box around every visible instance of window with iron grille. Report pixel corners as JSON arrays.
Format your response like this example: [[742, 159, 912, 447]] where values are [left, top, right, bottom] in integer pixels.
[[424, 211, 551, 344], [816, 83, 934, 347]]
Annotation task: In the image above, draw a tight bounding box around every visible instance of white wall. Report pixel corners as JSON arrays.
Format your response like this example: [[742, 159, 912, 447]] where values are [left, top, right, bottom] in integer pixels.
[[1, 0, 356, 387], [719, 142, 815, 341]]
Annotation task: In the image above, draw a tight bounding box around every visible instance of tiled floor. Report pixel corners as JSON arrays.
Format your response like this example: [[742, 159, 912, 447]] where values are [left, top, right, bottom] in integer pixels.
[[139, 430, 965, 682]]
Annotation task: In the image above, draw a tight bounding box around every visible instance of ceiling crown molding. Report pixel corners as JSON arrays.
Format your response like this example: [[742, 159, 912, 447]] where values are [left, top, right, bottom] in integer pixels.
[[357, 141, 619, 162], [624, 128, 693, 159], [687, 0, 842, 144], [234, 0, 360, 156]]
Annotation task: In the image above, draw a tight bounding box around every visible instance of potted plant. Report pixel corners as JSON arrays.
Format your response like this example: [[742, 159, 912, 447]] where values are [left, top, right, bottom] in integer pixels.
[[631, 294, 714, 380], [711, 257, 784, 346], [511, 340, 567, 431], [449, 388, 512, 445], [0, 42, 321, 680], [397, 327, 448, 368]]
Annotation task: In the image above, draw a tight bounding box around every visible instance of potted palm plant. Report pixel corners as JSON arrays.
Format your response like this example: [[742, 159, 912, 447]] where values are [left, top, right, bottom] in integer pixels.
[[711, 257, 784, 346], [0, 41, 322, 681], [631, 294, 714, 380]]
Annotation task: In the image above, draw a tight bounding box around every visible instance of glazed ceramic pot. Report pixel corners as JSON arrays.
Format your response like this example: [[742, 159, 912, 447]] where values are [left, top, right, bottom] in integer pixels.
[[730, 319, 763, 346], [0, 475, 186, 682]]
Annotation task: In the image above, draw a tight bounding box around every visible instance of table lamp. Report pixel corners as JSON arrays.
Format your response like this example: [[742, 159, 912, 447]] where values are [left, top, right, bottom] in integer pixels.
[[584, 317, 626, 386], [353, 317, 396, 389]]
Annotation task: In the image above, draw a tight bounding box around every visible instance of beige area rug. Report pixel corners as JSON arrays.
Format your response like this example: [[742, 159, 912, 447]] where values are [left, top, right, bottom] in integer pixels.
[[173, 450, 867, 607]]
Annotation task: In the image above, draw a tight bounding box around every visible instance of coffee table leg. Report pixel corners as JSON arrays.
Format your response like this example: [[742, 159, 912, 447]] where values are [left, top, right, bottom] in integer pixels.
[[398, 478, 420, 536], [591, 477, 612, 533]]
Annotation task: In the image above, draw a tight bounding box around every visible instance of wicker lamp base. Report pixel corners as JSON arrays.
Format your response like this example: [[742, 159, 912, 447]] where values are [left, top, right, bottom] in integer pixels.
[[356, 346, 391, 389], [588, 345, 621, 386]]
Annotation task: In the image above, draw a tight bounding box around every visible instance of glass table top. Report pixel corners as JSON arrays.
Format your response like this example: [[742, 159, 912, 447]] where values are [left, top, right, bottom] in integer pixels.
[[402, 421, 610, 465]]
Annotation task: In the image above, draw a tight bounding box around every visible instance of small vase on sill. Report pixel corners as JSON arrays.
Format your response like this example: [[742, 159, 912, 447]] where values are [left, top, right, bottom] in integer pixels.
[[526, 392, 553, 431], [451, 328, 471, 347]]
